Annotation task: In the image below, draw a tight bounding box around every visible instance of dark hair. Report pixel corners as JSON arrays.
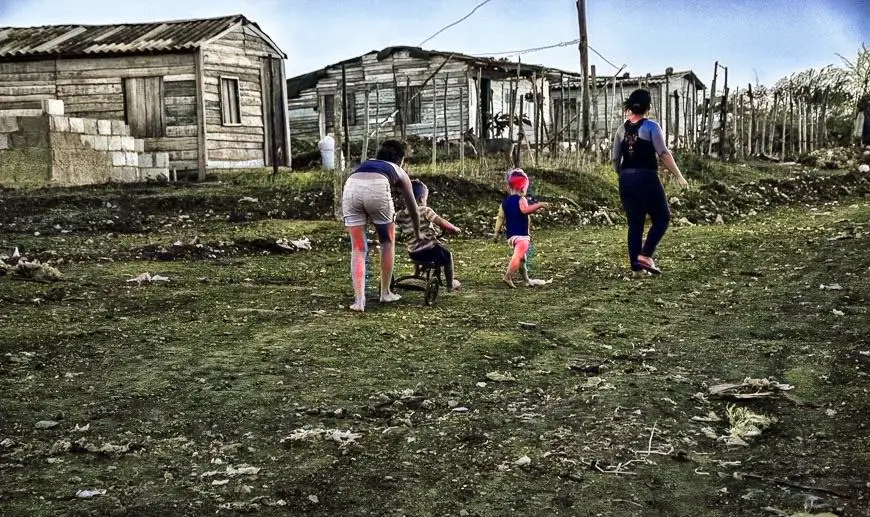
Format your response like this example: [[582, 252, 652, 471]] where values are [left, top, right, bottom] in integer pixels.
[[376, 139, 408, 164], [624, 89, 652, 115], [410, 179, 428, 202]]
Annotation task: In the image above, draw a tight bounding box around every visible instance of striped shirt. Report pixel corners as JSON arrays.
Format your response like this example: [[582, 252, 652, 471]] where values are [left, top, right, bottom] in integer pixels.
[[396, 205, 439, 251]]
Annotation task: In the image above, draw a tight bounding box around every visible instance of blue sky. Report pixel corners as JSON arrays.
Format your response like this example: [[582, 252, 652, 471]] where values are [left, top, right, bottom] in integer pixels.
[[1, 0, 868, 89]]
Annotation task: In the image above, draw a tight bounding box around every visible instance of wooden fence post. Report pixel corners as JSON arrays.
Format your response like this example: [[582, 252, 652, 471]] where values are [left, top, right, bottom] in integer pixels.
[[332, 91, 345, 221], [443, 72, 449, 155], [375, 84, 381, 149], [672, 90, 680, 150], [432, 77, 437, 168], [706, 61, 718, 156], [459, 73, 465, 175], [362, 88, 370, 161]]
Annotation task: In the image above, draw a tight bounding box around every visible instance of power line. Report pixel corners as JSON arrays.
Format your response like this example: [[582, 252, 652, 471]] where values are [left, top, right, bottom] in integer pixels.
[[472, 38, 581, 57], [418, 0, 494, 47], [472, 39, 625, 74], [588, 44, 621, 71]]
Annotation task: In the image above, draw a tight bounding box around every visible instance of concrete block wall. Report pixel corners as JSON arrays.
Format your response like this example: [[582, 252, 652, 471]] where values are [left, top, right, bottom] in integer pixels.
[[0, 99, 171, 186]]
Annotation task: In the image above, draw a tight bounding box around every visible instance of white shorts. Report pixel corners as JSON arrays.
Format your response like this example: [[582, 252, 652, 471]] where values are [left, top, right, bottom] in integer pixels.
[[341, 176, 395, 226]]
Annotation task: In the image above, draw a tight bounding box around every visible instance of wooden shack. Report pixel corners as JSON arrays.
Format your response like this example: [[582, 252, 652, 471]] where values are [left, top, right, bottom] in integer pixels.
[[286, 46, 578, 150], [550, 69, 706, 149], [0, 14, 290, 177]]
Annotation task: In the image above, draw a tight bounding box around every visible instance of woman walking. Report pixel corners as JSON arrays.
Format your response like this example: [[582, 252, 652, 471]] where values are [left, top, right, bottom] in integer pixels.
[[612, 89, 687, 275], [342, 140, 422, 311]]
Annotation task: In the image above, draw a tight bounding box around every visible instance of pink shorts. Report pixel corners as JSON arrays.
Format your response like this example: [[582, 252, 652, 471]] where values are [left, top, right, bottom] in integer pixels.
[[341, 176, 395, 226], [507, 235, 531, 247]]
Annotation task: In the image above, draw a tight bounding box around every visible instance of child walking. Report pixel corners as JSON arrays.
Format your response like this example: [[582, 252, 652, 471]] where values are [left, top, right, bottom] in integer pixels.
[[395, 179, 462, 291], [493, 169, 550, 288]]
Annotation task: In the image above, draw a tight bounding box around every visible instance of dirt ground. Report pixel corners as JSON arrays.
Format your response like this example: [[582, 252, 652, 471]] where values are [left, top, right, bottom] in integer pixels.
[[0, 164, 868, 517]]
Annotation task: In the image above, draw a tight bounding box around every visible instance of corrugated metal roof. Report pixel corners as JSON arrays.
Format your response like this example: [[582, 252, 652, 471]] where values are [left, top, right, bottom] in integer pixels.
[[287, 45, 582, 99], [556, 70, 707, 90], [0, 14, 283, 58]]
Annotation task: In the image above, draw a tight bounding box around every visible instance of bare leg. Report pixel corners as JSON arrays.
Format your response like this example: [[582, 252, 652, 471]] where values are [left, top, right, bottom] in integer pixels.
[[520, 259, 531, 285], [504, 239, 529, 288], [347, 225, 368, 311], [444, 250, 456, 291], [375, 223, 401, 303]]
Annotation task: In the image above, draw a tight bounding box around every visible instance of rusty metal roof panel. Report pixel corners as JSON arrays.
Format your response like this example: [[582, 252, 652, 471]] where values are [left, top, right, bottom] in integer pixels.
[[0, 15, 265, 58]]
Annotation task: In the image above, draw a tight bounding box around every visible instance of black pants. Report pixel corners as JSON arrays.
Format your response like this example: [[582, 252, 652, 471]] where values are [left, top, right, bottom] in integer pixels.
[[409, 243, 455, 290], [618, 169, 671, 269]]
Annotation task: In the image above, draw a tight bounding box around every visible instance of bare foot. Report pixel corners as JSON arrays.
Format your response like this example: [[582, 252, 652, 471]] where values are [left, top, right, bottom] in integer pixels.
[[380, 292, 402, 303], [503, 276, 517, 289], [349, 301, 365, 312]]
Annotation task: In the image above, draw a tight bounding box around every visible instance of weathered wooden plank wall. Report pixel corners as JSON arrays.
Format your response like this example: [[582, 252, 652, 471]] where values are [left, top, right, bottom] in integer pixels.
[[0, 53, 199, 169], [287, 50, 555, 146], [550, 76, 699, 147], [199, 25, 284, 168]]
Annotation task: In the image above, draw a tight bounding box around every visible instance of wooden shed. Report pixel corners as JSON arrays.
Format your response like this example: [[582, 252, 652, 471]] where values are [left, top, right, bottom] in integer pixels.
[[0, 14, 290, 177], [286, 46, 578, 149], [550, 69, 707, 150]]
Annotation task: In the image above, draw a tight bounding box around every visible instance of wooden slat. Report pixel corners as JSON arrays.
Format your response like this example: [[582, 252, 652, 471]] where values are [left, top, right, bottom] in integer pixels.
[[145, 76, 164, 137], [143, 136, 198, 151], [56, 53, 193, 72], [166, 125, 198, 137]]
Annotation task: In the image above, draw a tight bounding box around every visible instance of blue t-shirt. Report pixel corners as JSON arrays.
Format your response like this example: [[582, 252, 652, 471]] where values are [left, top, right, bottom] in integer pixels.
[[502, 194, 529, 238], [351, 159, 402, 185]]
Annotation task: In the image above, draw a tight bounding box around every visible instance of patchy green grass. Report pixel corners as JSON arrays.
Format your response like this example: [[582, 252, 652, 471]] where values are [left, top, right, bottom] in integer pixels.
[[1, 177, 868, 517]]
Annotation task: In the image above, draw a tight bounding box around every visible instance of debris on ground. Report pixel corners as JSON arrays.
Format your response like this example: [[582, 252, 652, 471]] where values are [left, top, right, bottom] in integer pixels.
[[708, 377, 794, 399], [819, 283, 843, 290], [201, 464, 261, 478], [280, 428, 361, 449], [10, 260, 62, 283], [722, 404, 776, 446], [75, 489, 107, 498], [486, 371, 517, 382], [126, 272, 170, 285]]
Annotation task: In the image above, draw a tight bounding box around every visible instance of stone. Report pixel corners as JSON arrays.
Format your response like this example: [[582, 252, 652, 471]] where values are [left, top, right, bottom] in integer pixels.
[[120, 136, 135, 151], [134, 139, 144, 152], [715, 214, 725, 225], [83, 118, 97, 134], [49, 116, 69, 132], [110, 120, 126, 135], [68, 117, 85, 133], [140, 167, 168, 181], [125, 152, 138, 167], [108, 136, 122, 151], [154, 152, 169, 167], [97, 120, 112, 135], [0, 117, 19, 133], [93, 136, 109, 151], [0, 133, 8, 150], [111, 151, 126, 167], [138, 153, 153, 168], [35, 420, 59, 429], [41, 99, 64, 115]]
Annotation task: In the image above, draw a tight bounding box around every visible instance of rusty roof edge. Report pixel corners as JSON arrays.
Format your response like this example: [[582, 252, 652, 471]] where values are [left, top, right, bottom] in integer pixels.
[[0, 14, 243, 31]]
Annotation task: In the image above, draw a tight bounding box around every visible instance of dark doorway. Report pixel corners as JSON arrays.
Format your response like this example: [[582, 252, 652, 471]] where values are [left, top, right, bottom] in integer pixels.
[[261, 57, 288, 167], [480, 77, 492, 138]]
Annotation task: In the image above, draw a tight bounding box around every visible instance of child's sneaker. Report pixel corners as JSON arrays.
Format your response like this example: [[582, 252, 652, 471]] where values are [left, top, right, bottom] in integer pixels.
[[635, 255, 662, 275]]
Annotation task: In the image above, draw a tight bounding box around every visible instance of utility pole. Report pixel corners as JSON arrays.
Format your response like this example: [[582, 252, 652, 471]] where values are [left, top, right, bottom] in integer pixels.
[[576, 0, 590, 150]]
